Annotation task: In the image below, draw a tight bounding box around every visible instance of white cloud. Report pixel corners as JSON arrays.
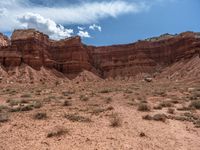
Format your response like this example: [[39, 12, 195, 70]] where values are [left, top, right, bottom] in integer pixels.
[[18, 13, 73, 40], [0, 8, 7, 17], [77, 30, 91, 38], [78, 26, 85, 31], [0, 0, 148, 32], [89, 24, 102, 32]]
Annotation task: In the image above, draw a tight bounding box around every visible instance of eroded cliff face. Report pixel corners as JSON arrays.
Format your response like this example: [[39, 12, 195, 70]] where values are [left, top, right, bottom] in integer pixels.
[[0, 33, 9, 47], [0, 29, 199, 79], [89, 32, 200, 78]]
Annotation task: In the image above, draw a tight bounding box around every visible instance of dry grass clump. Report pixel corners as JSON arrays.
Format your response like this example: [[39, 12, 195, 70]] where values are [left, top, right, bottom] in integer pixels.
[[20, 93, 32, 98], [109, 113, 122, 127], [34, 112, 47, 120], [63, 100, 72, 106], [99, 88, 113, 93], [47, 126, 68, 138], [153, 105, 162, 110], [80, 95, 89, 101], [159, 101, 173, 108], [167, 108, 175, 114], [153, 89, 167, 97], [189, 101, 200, 109], [105, 97, 112, 104], [143, 114, 167, 122], [62, 91, 75, 96], [194, 120, 200, 128], [138, 103, 151, 112], [0, 105, 9, 112], [65, 114, 91, 123], [0, 113, 9, 123]]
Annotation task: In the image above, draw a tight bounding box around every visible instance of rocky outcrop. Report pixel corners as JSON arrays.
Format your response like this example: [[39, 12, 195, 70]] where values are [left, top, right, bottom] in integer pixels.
[[0, 29, 200, 79], [0, 33, 9, 47]]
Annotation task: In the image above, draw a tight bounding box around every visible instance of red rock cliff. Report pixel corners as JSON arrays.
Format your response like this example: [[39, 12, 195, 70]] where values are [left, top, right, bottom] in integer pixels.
[[0, 29, 200, 78]]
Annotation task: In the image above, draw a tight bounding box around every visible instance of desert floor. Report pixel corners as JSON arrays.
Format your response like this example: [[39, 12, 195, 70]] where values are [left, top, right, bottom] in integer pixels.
[[0, 78, 200, 150]]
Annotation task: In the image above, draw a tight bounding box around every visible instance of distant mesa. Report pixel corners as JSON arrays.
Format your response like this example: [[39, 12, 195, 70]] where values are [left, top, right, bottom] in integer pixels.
[[0, 29, 200, 83]]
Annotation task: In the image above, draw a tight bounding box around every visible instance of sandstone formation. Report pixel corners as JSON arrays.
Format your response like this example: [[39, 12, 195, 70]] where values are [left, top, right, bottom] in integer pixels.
[[0, 29, 200, 80], [0, 33, 9, 47]]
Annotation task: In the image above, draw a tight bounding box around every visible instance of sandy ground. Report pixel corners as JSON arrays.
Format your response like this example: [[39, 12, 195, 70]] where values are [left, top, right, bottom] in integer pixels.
[[0, 79, 200, 150]]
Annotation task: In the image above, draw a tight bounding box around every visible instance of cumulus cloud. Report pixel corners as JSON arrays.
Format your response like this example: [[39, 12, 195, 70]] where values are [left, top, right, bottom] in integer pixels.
[[77, 31, 91, 38], [89, 24, 102, 32], [0, 0, 148, 32], [18, 13, 73, 40], [78, 26, 85, 31]]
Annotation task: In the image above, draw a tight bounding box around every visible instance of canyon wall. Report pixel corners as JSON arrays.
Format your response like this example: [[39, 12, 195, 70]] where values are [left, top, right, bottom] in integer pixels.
[[0, 29, 199, 78]]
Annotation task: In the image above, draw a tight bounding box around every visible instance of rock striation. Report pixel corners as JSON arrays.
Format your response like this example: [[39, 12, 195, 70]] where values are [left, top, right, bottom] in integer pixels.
[[0, 29, 200, 79]]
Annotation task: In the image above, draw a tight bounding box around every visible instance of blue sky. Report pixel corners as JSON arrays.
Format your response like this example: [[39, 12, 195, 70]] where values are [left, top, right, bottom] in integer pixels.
[[0, 0, 199, 46]]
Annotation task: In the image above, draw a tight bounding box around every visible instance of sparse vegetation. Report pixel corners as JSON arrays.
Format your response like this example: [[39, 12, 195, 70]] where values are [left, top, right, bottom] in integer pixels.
[[153, 105, 162, 110], [21, 94, 32, 98], [0, 105, 8, 112], [80, 95, 89, 101], [194, 120, 200, 128], [90, 107, 106, 115], [99, 88, 113, 93], [159, 101, 173, 108], [63, 100, 72, 106], [34, 112, 47, 120], [0, 113, 9, 123], [138, 103, 151, 112], [105, 97, 112, 104], [143, 114, 167, 122], [152, 114, 167, 122], [189, 101, 200, 109], [31, 101, 42, 108], [167, 108, 175, 114], [47, 126, 68, 138], [65, 114, 91, 122], [109, 113, 121, 127]]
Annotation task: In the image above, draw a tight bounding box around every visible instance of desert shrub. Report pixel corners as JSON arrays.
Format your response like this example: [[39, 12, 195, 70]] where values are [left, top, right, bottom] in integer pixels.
[[142, 114, 152, 120], [172, 116, 191, 122], [99, 88, 113, 93], [152, 114, 167, 122], [20, 105, 33, 111], [189, 101, 200, 109], [63, 100, 72, 106], [62, 90, 75, 96], [0, 105, 8, 112], [159, 101, 173, 108], [65, 114, 91, 123], [105, 97, 112, 104], [32, 101, 42, 108], [90, 108, 106, 115], [124, 89, 133, 94], [153, 105, 162, 110], [153, 89, 167, 97], [139, 132, 146, 137], [167, 108, 175, 114], [34, 112, 47, 120], [143, 114, 167, 122], [21, 94, 32, 98], [109, 113, 121, 127], [138, 103, 151, 112], [0, 113, 9, 123], [80, 95, 89, 101], [194, 120, 200, 128], [106, 106, 114, 111], [7, 99, 20, 106], [176, 106, 191, 111], [47, 126, 68, 138]]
